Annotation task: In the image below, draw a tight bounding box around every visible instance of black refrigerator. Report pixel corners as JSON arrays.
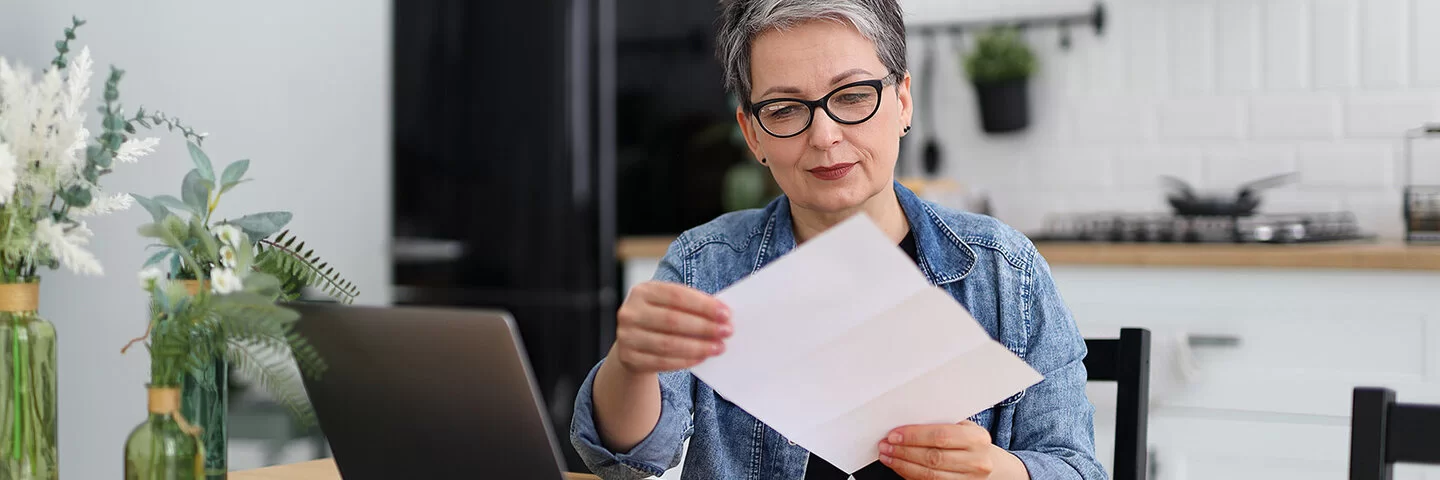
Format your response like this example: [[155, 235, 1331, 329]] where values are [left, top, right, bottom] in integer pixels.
[[391, 0, 618, 471]]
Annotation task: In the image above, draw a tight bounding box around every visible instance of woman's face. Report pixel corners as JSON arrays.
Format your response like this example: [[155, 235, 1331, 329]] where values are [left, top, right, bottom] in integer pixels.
[[737, 19, 913, 215]]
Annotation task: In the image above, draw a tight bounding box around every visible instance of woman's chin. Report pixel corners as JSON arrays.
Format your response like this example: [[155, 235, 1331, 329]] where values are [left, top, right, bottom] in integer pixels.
[[796, 180, 877, 214]]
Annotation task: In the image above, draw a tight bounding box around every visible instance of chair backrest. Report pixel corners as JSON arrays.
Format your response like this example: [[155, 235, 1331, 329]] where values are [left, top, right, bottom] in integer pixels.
[[1350, 387, 1440, 480], [1084, 328, 1151, 480]]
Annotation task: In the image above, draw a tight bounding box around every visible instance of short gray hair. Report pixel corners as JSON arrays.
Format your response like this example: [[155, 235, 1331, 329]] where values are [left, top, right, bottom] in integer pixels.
[[716, 0, 907, 110]]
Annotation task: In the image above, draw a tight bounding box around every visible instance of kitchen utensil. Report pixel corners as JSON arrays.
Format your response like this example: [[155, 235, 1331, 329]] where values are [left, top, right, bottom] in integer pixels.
[[921, 33, 942, 176], [1161, 172, 1299, 217], [1402, 123, 1440, 243]]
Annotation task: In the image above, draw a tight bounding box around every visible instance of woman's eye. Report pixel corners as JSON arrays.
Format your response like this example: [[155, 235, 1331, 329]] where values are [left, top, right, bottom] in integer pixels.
[[837, 93, 872, 105], [764, 106, 798, 119]]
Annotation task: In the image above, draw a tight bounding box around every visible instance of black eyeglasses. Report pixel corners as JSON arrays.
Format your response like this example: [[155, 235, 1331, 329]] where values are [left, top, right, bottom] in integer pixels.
[[749, 77, 895, 138]]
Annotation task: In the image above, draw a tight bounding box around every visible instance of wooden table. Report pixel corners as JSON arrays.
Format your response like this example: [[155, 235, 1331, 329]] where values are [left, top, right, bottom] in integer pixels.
[[231, 459, 601, 480]]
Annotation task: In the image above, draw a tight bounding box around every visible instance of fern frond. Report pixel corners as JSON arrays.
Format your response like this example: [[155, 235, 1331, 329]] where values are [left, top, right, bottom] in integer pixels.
[[225, 342, 316, 427], [255, 230, 359, 303]]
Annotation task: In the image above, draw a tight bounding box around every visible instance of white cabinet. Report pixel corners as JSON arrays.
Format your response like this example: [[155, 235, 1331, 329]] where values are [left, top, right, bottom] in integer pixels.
[[1057, 266, 1440, 480]]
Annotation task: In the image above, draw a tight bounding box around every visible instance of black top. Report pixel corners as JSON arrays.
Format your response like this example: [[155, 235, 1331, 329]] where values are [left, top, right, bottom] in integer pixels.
[[803, 231, 917, 480]]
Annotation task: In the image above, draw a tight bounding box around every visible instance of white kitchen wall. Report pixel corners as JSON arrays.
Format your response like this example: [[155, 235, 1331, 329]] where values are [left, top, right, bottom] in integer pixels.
[[900, 0, 1440, 239], [0, 1, 391, 477]]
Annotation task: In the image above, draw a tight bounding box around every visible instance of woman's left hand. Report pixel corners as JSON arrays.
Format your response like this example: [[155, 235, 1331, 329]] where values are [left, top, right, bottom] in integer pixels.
[[878, 420, 1014, 479]]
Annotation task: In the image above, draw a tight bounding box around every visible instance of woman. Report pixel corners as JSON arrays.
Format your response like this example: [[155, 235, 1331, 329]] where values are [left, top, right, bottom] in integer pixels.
[[571, 1, 1104, 478]]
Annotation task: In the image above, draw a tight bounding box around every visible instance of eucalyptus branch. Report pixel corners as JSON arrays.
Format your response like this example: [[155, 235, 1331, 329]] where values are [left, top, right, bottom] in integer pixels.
[[49, 16, 86, 71], [128, 107, 208, 147]]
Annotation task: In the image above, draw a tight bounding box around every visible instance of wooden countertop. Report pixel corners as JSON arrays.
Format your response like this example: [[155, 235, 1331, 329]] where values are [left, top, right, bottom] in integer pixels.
[[617, 236, 1440, 271], [231, 459, 600, 480]]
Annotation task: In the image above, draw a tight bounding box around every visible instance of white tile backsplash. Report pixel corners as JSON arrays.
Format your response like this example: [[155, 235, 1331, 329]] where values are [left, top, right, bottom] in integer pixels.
[[1345, 95, 1440, 138], [1159, 98, 1246, 141], [1168, 2, 1216, 94], [1217, 1, 1262, 92], [1311, 0, 1359, 89], [1250, 96, 1340, 140], [1263, 0, 1310, 91], [915, 0, 1440, 239], [1360, 0, 1409, 88], [1295, 144, 1396, 189]]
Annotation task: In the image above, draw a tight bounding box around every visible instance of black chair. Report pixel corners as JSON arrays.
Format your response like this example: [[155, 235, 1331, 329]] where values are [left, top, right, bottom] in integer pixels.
[[1349, 387, 1440, 480], [1084, 328, 1151, 480]]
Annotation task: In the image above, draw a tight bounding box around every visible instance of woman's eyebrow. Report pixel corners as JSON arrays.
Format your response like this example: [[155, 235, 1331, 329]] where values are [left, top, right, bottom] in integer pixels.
[[757, 68, 876, 98]]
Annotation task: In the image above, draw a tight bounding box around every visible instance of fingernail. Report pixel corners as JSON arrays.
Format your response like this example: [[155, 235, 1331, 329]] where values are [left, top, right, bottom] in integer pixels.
[[879, 454, 893, 464], [718, 323, 734, 337], [712, 342, 725, 355], [878, 443, 893, 454], [888, 433, 901, 444], [717, 304, 732, 321]]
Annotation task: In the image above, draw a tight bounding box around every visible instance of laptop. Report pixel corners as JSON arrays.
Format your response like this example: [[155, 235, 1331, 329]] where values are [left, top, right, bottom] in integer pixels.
[[290, 303, 570, 479]]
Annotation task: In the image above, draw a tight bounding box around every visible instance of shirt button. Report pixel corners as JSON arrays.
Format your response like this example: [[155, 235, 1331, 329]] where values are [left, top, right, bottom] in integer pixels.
[[788, 440, 796, 446]]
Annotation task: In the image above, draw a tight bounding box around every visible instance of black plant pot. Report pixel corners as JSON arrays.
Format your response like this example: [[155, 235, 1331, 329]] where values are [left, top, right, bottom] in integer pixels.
[[973, 79, 1031, 134]]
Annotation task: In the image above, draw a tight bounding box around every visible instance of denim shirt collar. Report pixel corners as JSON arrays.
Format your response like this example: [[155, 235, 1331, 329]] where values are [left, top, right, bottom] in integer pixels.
[[754, 180, 976, 285]]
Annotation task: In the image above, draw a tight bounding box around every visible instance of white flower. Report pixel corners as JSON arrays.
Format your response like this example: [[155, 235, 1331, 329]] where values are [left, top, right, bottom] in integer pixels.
[[138, 267, 164, 290], [210, 267, 243, 295], [71, 191, 133, 216], [0, 142, 16, 201], [114, 137, 160, 163], [34, 218, 102, 275], [214, 225, 243, 247], [219, 246, 237, 268]]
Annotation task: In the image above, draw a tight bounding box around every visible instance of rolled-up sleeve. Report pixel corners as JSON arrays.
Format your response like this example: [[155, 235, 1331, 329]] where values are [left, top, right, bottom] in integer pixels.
[[1010, 249, 1108, 480], [570, 237, 696, 479]]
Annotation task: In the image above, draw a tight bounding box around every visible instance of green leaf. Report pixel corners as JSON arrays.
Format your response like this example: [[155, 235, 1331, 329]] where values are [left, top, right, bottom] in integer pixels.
[[142, 249, 171, 268], [132, 194, 169, 222], [181, 169, 208, 215], [221, 160, 249, 187], [58, 185, 92, 208], [221, 180, 251, 195], [187, 142, 215, 184], [189, 215, 218, 261], [229, 212, 292, 240], [137, 222, 166, 240], [241, 272, 284, 298], [154, 195, 195, 216]]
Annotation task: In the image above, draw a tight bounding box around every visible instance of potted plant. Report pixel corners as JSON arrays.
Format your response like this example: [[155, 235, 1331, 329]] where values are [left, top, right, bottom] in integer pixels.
[[123, 145, 358, 479], [0, 17, 161, 479], [963, 26, 1038, 134]]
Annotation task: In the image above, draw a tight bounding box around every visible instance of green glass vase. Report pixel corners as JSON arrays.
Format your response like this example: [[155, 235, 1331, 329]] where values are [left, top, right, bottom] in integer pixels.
[[0, 282, 57, 480], [125, 387, 201, 480], [178, 281, 226, 480], [182, 358, 226, 480]]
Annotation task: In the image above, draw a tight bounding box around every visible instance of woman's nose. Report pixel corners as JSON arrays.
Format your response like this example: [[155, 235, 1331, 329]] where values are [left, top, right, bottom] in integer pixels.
[[807, 110, 844, 149]]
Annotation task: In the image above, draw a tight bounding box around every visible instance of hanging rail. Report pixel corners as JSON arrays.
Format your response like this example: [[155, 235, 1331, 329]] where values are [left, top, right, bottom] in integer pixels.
[[908, 2, 1105, 49]]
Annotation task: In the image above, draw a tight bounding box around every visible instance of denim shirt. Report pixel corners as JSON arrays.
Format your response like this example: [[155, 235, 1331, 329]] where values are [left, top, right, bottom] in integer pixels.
[[572, 182, 1105, 479]]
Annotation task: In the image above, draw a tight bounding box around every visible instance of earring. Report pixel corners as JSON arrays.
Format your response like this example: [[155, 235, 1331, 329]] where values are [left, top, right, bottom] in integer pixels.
[[760, 157, 768, 165], [903, 126, 911, 133]]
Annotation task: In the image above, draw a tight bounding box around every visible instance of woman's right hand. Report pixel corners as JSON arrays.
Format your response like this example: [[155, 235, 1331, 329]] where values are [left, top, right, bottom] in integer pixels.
[[611, 281, 733, 375]]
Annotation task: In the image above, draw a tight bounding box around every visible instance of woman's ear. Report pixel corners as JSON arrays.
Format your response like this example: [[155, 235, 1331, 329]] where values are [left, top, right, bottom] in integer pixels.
[[897, 72, 914, 135], [736, 104, 766, 164]]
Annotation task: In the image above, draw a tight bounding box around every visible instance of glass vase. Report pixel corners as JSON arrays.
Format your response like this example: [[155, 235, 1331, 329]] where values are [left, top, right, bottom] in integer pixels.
[[0, 281, 57, 480], [182, 358, 226, 480], [178, 280, 226, 480], [125, 387, 201, 480]]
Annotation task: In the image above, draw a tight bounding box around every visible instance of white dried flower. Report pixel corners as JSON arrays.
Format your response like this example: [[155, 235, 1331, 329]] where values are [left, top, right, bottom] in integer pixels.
[[0, 142, 16, 201], [219, 246, 237, 268], [114, 137, 160, 163], [213, 225, 243, 248], [210, 267, 243, 295], [138, 267, 164, 290], [34, 219, 102, 275], [72, 191, 133, 216]]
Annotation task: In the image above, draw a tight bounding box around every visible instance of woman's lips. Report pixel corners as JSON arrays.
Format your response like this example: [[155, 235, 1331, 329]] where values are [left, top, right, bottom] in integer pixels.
[[808, 162, 857, 181]]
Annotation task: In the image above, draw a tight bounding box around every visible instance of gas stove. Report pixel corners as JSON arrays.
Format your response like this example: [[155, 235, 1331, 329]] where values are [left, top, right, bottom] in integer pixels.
[[1033, 212, 1370, 244]]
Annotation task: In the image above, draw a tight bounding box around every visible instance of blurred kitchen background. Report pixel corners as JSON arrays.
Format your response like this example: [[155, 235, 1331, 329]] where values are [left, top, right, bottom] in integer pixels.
[[4, 0, 1440, 478]]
